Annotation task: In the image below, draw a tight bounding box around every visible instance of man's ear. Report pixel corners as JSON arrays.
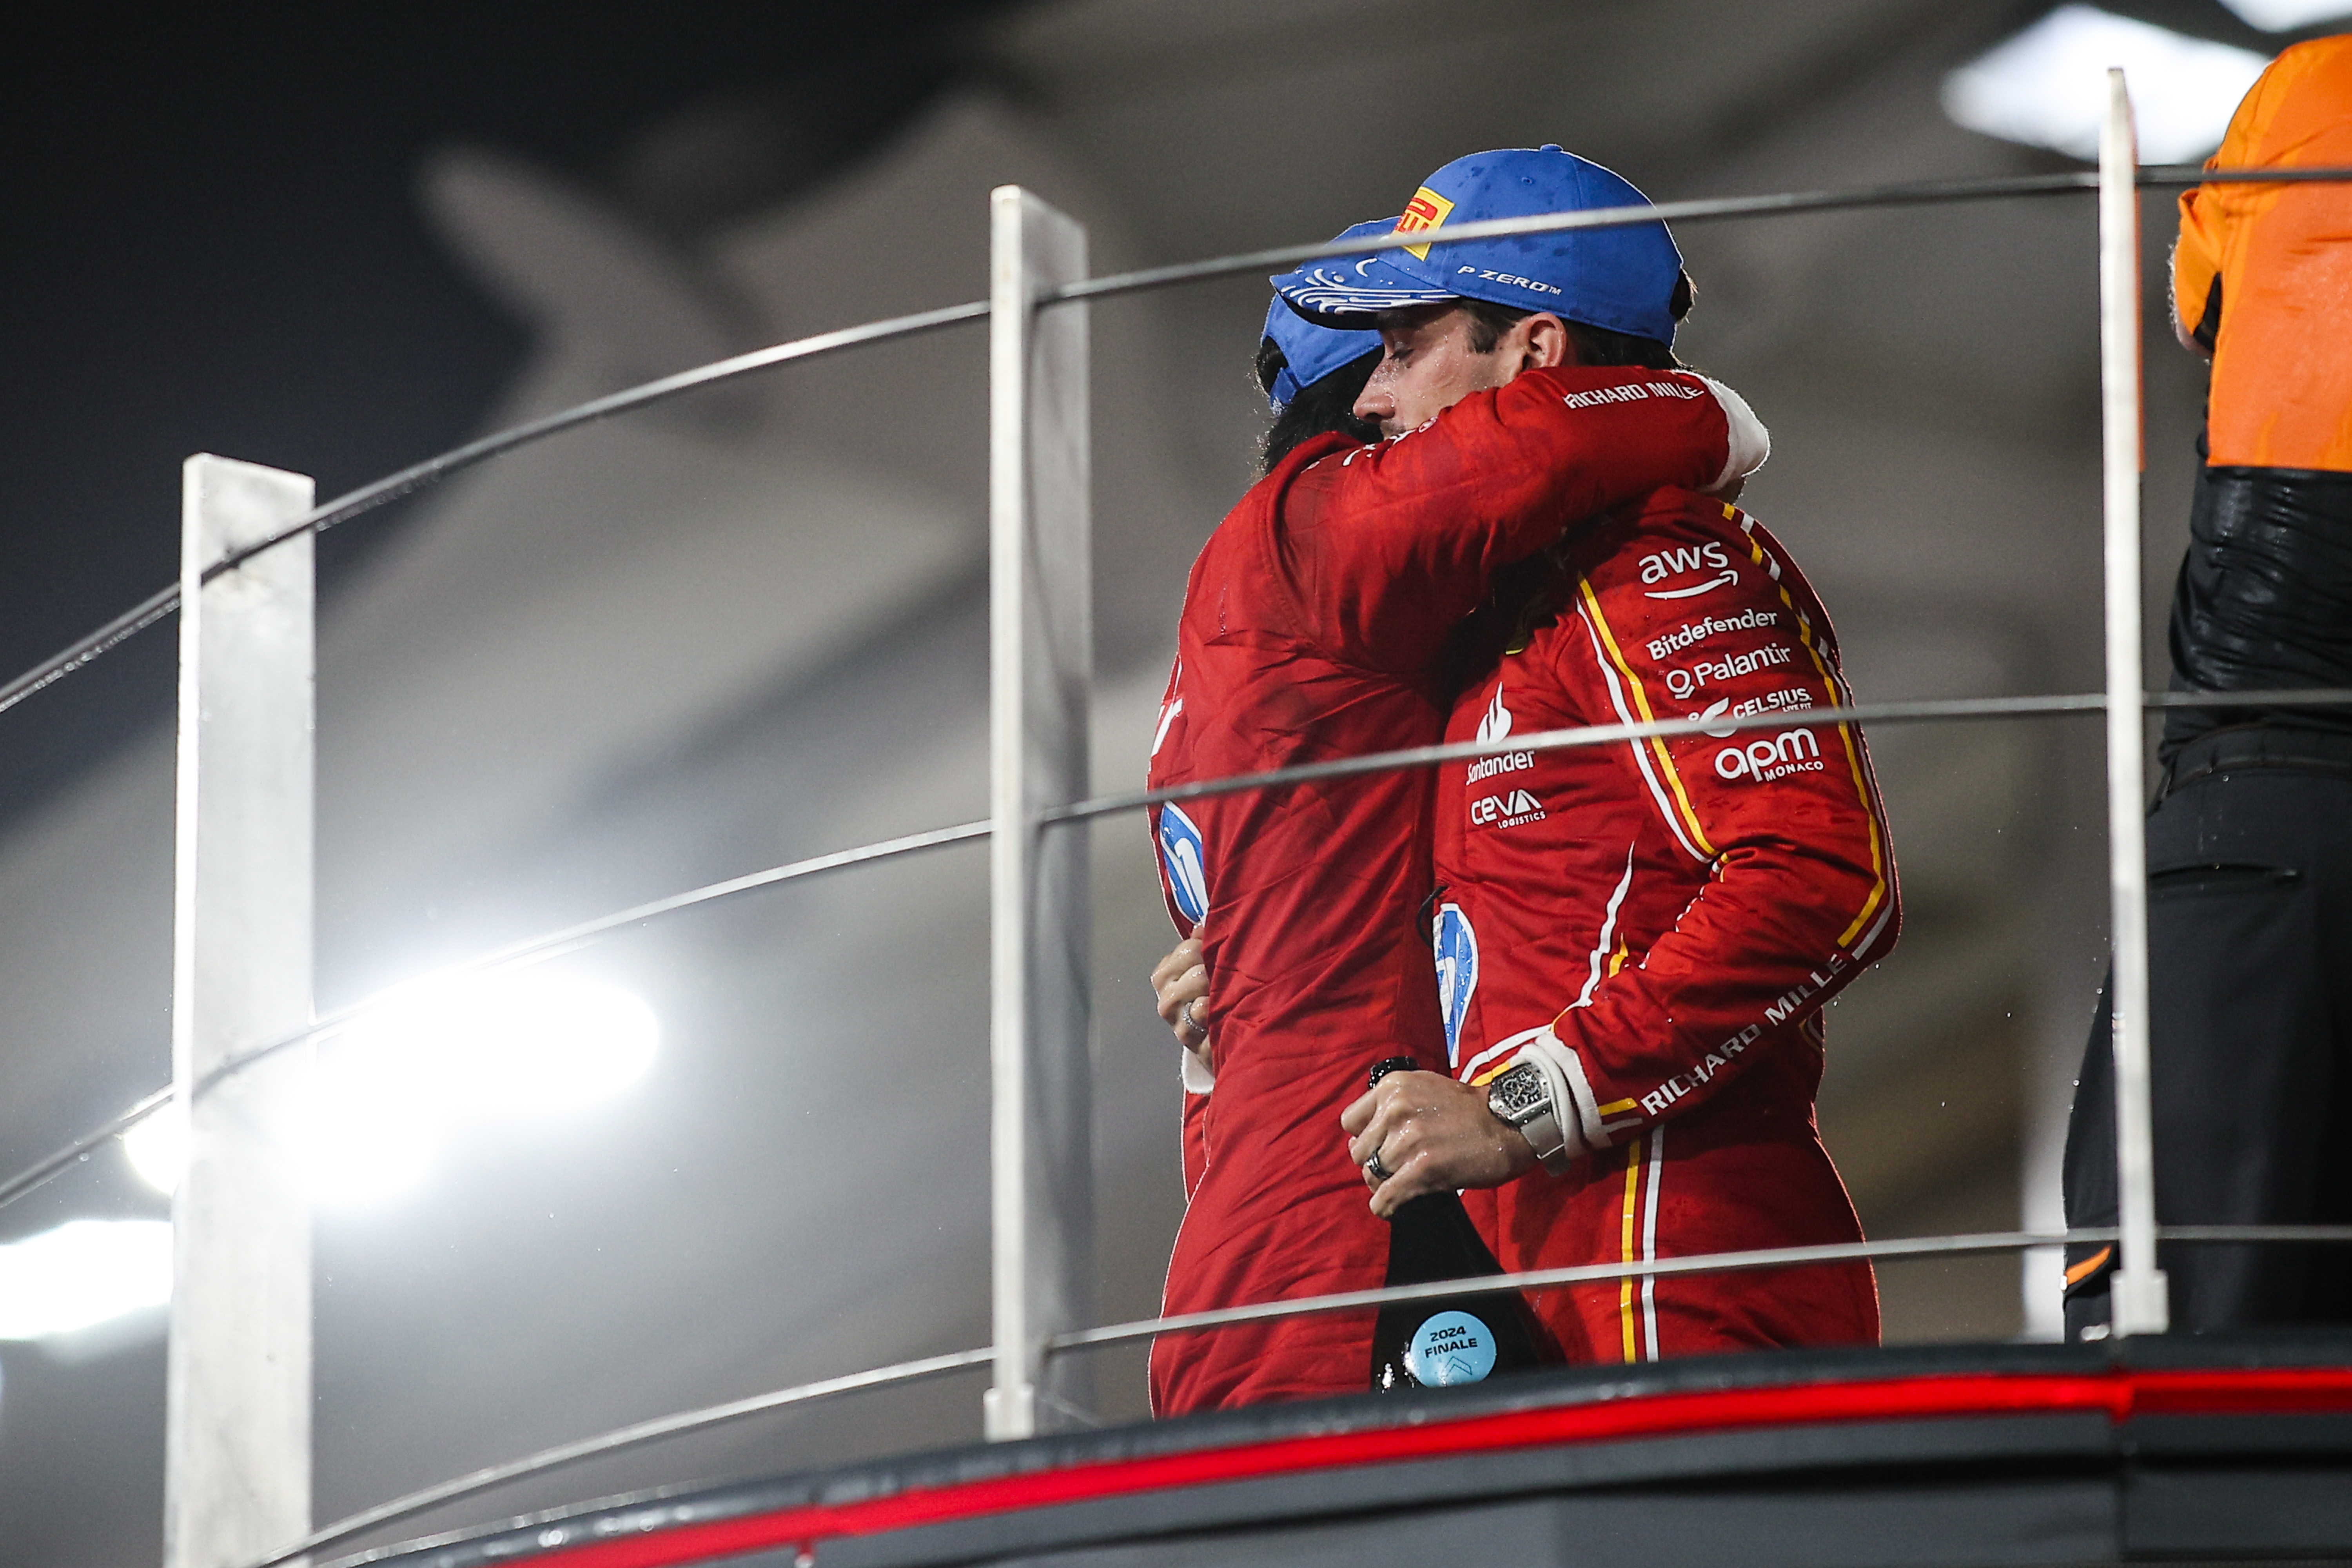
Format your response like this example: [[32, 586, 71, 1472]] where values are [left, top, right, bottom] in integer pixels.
[[1519, 312, 1575, 370]]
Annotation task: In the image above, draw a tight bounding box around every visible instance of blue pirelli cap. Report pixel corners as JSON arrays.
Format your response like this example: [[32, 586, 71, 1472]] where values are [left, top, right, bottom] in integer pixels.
[[1261, 220, 1387, 410], [1273, 146, 1685, 343]]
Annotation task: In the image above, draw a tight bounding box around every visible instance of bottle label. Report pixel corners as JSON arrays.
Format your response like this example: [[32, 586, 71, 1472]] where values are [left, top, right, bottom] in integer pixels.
[[1405, 1310, 1498, 1387]]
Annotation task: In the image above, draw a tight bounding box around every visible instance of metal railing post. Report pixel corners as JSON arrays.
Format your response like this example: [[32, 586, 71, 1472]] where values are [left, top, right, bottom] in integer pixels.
[[987, 186, 1096, 1439], [2097, 73, 2169, 1337], [166, 456, 317, 1565]]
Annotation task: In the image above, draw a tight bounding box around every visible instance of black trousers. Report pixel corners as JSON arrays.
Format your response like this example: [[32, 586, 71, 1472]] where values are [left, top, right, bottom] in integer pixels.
[[2063, 733, 2352, 1338]]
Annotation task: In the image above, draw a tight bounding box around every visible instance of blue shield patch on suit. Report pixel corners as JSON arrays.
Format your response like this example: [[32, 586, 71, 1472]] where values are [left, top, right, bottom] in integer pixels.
[[1434, 902, 1478, 1069], [1157, 803, 1209, 926]]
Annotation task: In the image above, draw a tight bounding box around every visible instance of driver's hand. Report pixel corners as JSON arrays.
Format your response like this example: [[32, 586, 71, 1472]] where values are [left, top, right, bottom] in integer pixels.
[[1342, 1069, 1535, 1217], [1151, 927, 1213, 1073]]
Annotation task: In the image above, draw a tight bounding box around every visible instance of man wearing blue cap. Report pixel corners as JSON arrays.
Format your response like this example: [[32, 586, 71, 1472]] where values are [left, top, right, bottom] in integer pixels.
[[1322, 147, 1896, 1365], [1279, 146, 1693, 379], [1142, 189, 1769, 1413]]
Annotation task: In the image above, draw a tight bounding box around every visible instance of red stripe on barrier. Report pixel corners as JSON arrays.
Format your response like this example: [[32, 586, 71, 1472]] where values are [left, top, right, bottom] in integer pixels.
[[468, 1365, 2352, 1568], [2127, 1365, 2352, 1415]]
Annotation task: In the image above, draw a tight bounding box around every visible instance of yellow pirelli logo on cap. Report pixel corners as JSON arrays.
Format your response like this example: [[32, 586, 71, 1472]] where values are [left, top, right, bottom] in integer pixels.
[[1395, 186, 1455, 260]]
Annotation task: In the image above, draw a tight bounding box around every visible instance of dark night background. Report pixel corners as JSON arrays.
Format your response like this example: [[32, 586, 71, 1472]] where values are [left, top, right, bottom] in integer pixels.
[[0, 2, 1003, 819]]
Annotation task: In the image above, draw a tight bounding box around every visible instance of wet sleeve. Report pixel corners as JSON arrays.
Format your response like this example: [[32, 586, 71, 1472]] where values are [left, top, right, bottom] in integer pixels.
[[1272, 369, 1763, 675], [1523, 507, 1899, 1149], [2173, 185, 2224, 353], [2173, 56, 2278, 351]]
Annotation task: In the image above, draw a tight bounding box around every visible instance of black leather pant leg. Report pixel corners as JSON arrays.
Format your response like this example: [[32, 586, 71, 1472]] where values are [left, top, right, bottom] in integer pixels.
[[2062, 769, 2352, 1337]]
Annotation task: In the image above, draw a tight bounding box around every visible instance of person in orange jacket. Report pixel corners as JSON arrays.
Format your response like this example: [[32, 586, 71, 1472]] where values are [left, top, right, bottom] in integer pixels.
[[2064, 35, 2352, 1337]]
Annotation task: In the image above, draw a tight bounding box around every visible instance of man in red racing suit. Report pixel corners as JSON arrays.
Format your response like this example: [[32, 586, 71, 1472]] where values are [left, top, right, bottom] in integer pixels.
[[1146, 365, 1760, 1414], [1357, 492, 1896, 1362]]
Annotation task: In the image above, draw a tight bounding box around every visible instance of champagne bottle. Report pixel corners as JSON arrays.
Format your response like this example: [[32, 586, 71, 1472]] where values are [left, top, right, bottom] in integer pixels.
[[1365, 1056, 1560, 1391]]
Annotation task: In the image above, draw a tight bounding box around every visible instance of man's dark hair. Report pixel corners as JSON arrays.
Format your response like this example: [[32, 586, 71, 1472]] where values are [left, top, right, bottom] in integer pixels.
[[1456, 272, 1694, 370], [1254, 337, 1381, 474]]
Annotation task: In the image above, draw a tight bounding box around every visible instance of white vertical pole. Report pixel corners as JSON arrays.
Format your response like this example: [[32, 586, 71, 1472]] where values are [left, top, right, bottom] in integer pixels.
[[167, 457, 316, 1566], [987, 186, 1096, 1440], [2097, 72, 2170, 1337]]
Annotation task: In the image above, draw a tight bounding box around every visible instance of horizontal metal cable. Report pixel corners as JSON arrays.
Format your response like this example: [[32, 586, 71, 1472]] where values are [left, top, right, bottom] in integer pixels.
[[0, 820, 988, 1218], [1045, 687, 2352, 827], [0, 584, 180, 723], [16, 166, 2352, 725], [2140, 687, 2352, 709], [0, 1085, 173, 1212], [1052, 1231, 2095, 1353], [2163, 1225, 2352, 1243], [255, 1347, 994, 1568], [1047, 166, 2352, 307], [1045, 693, 2095, 826], [1047, 1224, 2352, 1354], [2153, 165, 2352, 184]]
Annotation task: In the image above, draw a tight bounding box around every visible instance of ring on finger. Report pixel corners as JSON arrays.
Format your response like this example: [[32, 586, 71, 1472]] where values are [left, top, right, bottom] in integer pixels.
[[1181, 999, 1206, 1037], [1364, 1150, 1393, 1183]]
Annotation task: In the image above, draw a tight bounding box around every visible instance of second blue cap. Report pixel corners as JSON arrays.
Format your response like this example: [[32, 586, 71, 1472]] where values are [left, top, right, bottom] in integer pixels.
[[1262, 219, 1388, 410]]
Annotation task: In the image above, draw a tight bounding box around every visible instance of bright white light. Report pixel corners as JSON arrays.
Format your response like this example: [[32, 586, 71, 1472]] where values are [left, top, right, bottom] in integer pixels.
[[303, 1038, 441, 1204], [304, 972, 658, 1203], [0, 1220, 172, 1339], [118, 975, 659, 1205], [123, 1103, 187, 1196], [339, 973, 659, 1117], [423, 973, 660, 1115], [1943, 6, 2270, 163], [2218, 0, 2352, 31]]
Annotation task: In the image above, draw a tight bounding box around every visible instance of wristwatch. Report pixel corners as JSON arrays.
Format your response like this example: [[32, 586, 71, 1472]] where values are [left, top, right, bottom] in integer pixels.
[[1486, 1060, 1572, 1171]]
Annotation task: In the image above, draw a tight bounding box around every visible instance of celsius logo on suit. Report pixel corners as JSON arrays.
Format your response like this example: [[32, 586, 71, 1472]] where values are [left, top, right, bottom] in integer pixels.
[[1157, 804, 1209, 926], [1434, 902, 1478, 1067]]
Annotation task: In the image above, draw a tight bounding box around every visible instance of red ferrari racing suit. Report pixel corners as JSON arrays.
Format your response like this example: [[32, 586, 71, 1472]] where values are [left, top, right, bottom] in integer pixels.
[[1147, 367, 1756, 1414], [1435, 494, 1895, 1364]]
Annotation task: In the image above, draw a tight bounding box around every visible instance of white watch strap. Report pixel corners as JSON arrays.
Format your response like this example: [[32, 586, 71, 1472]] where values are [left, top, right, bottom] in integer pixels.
[[1503, 1052, 1578, 1175], [1517, 1107, 1575, 1177], [1511, 1030, 1608, 1162]]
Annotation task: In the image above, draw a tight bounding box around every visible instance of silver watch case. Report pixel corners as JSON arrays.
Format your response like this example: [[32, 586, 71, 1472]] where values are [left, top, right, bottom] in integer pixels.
[[1486, 1060, 1551, 1127]]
